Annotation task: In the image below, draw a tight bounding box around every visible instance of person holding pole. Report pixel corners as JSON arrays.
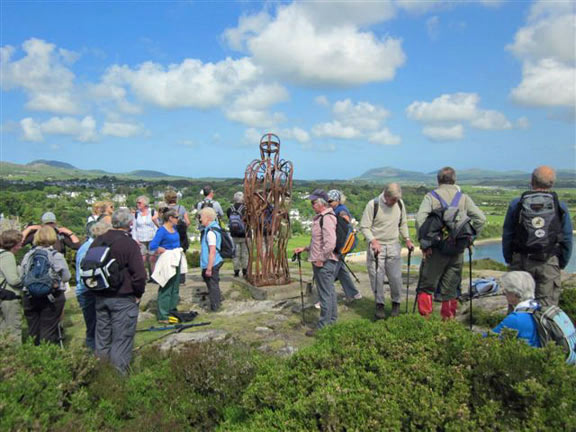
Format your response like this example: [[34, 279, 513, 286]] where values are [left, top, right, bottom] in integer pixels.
[[294, 189, 338, 337], [360, 183, 414, 319]]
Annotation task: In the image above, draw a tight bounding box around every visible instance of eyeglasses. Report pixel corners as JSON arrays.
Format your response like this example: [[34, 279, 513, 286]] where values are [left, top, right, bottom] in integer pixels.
[[328, 200, 334, 203]]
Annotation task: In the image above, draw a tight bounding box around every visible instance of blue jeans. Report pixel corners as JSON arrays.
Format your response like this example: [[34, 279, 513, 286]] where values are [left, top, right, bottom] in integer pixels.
[[313, 260, 338, 329], [77, 291, 97, 351]]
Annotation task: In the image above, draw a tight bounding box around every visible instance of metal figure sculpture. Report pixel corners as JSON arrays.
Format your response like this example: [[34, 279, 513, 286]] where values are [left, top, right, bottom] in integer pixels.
[[244, 133, 293, 286]]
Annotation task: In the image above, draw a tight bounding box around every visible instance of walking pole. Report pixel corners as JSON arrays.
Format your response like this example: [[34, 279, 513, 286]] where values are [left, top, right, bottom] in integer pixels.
[[412, 259, 424, 314], [292, 252, 306, 324], [342, 259, 360, 283], [468, 246, 473, 331], [405, 248, 412, 314], [373, 250, 379, 316]]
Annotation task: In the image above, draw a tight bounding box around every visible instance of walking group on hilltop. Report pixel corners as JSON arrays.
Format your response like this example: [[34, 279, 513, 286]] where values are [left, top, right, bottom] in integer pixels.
[[0, 165, 574, 373]]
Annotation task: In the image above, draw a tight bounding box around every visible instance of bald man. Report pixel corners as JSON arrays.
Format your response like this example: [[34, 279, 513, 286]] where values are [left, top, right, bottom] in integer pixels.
[[502, 166, 573, 306]]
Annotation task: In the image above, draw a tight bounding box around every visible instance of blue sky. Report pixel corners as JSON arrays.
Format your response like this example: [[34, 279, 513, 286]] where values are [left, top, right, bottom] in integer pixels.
[[1, 0, 574, 179]]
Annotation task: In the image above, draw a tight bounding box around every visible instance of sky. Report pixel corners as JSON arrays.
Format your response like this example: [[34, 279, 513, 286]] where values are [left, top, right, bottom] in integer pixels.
[[1, 0, 575, 180]]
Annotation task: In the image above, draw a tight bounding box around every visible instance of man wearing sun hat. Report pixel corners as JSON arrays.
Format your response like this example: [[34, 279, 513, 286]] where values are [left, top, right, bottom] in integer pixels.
[[294, 189, 338, 337], [21, 211, 81, 254]]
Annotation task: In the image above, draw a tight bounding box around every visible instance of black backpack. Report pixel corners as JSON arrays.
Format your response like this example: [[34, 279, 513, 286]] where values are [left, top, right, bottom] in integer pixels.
[[319, 212, 357, 256], [512, 191, 563, 258], [228, 205, 246, 237], [23, 248, 59, 298], [418, 190, 476, 256], [203, 226, 236, 259], [80, 236, 125, 292]]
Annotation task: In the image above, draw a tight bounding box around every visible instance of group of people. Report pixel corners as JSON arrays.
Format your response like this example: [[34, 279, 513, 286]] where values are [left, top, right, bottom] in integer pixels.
[[295, 165, 572, 342], [0, 165, 572, 371]]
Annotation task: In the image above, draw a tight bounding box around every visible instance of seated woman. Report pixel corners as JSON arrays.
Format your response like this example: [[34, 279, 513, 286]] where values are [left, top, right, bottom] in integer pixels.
[[491, 271, 541, 348]]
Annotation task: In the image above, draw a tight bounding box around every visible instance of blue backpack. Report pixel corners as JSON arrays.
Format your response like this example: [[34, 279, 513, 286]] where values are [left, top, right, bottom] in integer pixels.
[[23, 249, 58, 298], [228, 205, 246, 237]]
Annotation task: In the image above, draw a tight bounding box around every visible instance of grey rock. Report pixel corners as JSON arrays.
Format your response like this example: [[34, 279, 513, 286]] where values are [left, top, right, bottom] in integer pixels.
[[255, 326, 273, 334], [158, 329, 229, 351], [137, 311, 155, 322]]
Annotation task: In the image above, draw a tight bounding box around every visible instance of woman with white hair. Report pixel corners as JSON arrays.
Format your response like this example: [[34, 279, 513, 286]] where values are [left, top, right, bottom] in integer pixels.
[[226, 191, 248, 277], [491, 271, 541, 347]]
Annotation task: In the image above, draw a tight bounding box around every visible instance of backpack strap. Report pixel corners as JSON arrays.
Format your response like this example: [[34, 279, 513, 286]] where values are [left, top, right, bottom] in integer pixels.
[[397, 199, 404, 228], [449, 191, 463, 207], [372, 198, 379, 220], [429, 190, 449, 209]]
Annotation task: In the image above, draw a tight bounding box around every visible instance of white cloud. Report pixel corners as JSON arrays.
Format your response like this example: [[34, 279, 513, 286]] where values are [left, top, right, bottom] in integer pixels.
[[312, 121, 362, 139], [20, 116, 97, 142], [406, 93, 479, 122], [507, 0, 576, 108], [427, 16, 440, 40], [315, 95, 329, 106], [510, 59, 576, 108], [333, 99, 390, 131], [101, 121, 147, 137], [516, 117, 530, 129], [1, 38, 81, 114], [396, 0, 503, 14], [368, 129, 401, 146], [225, 108, 285, 128], [224, 2, 405, 86], [312, 98, 400, 145], [469, 110, 512, 130], [277, 127, 311, 143], [422, 124, 464, 142]]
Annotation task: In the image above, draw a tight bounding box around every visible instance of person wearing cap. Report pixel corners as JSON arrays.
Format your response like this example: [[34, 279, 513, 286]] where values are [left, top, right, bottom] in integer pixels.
[[360, 183, 414, 319], [327, 189, 362, 301], [294, 189, 339, 336], [21, 212, 81, 254]]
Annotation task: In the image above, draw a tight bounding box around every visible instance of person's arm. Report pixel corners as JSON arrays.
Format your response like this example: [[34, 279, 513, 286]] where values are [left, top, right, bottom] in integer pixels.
[[53, 252, 71, 283], [398, 200, 414, 250], [359, 201, 376, 243], [320, 214, 337, 263], [183, 211, 191, 227], [149, 227, 165, 254], [151, 210, 160, 227], [128, 242, 147, 297], [464, 195, 486, 235], [131, 216, 139, 241], [491, 314, 519, 335], [205, 230, 217, 276], [21, 226, 39, 247], [59, 227, 81, 250], [502, 200, 518, 264], [215, 202, 225, 218], [1, 253, 22, 288], [559, 202, 573, 269]]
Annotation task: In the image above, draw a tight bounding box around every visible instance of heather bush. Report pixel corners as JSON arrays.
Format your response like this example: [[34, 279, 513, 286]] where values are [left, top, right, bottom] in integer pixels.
[[225, 316, 576, 431]]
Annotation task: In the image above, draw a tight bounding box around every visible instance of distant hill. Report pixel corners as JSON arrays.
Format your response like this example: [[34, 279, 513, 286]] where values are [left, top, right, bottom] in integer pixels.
[[28, 160, 77, 170], [356, 166, 576, 187], [128, 170, 171, 178]]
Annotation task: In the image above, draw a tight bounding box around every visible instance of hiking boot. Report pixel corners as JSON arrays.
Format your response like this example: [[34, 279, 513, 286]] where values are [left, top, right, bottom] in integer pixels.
[[391, 302, 401, 317], [305, 328, 317, 337], [374, 303, 386, 320], [234, 270, 240, 277]]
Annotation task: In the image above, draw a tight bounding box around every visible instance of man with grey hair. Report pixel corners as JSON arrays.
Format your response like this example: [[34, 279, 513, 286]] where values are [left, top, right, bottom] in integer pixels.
[[490, 271, 541, 347], [502, 165, 572, 306], [90, 208, 146, 374], [227, 191, 248, 277], [360, 183, 414, 319], [415, 167, 485, 319]]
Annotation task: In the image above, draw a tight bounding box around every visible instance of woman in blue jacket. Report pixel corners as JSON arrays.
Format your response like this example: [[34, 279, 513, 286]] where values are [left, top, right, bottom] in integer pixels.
[[492, 271, 541, 347], [199, 207, 223, 311]]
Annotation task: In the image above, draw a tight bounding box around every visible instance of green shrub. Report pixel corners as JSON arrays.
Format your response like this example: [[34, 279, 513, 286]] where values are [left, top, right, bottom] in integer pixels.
[[560, 286, 576, 322], [471, 258, 507, 271], [224, 317, 576, 431], [186, 250, 200, 268]]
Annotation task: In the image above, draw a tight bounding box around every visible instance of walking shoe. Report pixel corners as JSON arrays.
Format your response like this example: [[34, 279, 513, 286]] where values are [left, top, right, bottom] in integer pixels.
[[353, 293, 363, 300], [314, 302, 321, 309], [305, 328, 317, 337], [234, 270, 240, 277], [374, 303, 386, 320], [391, 302, 401, 317]]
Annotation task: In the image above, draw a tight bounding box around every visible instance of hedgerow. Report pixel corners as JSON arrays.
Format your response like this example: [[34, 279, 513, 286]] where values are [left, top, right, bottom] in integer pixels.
[[224, 317, 576, 431]]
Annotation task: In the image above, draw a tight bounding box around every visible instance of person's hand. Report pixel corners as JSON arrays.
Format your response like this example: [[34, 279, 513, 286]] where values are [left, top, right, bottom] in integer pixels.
[[206, 267, 213, 277], [294, 247, 306, 254], [370, 239, 382, 254], [135, 297, 141, 304], [313, 260, 324, 267], [58, 227, 72, 236], [406, 239, 415, 252], [422, 248, 433, 259]]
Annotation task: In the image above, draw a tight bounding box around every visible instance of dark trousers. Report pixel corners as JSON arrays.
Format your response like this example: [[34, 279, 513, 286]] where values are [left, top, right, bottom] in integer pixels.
[[77, 291, 97, 351], [95, 296, 139, 374], [23, 293, 66, 345], [202, 263, 223, 311]]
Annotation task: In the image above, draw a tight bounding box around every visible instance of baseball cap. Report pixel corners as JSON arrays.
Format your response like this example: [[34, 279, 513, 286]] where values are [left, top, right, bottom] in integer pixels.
[[41, 211, 57, 223], [327, 190, 341, 202], [308, 189, 329, 202]]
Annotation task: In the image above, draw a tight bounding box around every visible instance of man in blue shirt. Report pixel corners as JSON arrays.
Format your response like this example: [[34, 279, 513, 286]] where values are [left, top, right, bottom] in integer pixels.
[[502, 166, 572, 306]]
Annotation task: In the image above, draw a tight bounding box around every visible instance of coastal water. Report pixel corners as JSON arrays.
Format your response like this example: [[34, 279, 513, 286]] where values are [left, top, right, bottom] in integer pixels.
[[404, 235, 575, 274]]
